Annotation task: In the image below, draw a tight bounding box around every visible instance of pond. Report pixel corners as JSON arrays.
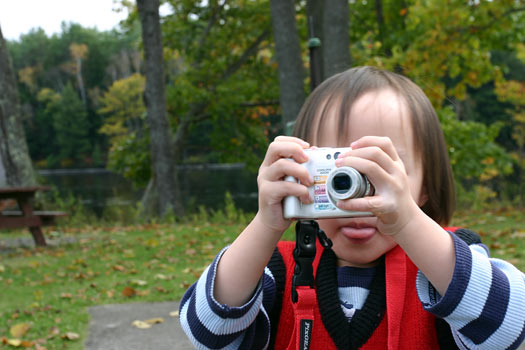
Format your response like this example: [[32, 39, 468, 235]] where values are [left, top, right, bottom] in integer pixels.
[[38, 164, 259, 217]]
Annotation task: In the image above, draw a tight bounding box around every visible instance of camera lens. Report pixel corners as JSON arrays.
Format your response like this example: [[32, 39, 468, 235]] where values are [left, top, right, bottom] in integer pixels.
[[332, 173, 351, 193], [327, 166, 371, 201]]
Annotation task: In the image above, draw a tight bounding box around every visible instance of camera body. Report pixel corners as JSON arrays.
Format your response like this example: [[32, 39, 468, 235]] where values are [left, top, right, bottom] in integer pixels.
[[283, 147, 374, 219]]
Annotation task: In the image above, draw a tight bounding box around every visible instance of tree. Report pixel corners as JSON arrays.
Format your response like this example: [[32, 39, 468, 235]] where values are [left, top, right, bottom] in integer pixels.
[[69, 43, 89, 105], [137, 0, 183, 217], [37, 84, 91, 165], [99, 73, 150, 186], [269, 0, 306, 133], [322, 0, 351, 78], [0, 25, 36, 187]]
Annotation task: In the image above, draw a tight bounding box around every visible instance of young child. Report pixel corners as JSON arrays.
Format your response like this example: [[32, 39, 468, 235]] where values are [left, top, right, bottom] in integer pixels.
[[179, 66, 525, 349]]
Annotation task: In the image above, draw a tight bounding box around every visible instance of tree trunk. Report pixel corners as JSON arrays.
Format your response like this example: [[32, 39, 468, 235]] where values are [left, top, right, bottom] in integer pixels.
[[136, 0, 183, 217], [75, 57, 88, 106], [307, 0, 324, 83], [0, 25, 36, 187], [322, 0, 351, 79], [374, 0, 392, 57], [269, 0, 306, 134]]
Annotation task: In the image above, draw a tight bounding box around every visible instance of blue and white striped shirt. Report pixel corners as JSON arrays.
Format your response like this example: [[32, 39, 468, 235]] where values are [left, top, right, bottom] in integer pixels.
[[179, 233, 525, 349]]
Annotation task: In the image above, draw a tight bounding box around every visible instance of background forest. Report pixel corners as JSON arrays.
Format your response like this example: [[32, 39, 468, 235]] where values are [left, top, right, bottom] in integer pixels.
[[4, 0, 525, 215]]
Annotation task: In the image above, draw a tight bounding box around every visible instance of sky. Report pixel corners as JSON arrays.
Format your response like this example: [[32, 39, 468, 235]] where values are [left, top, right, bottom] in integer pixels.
[[0, 0, 129, 41]]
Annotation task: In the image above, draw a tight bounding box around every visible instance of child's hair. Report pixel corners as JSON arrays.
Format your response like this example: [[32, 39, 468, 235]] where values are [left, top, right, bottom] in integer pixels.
[[293, 66, 455, 225]]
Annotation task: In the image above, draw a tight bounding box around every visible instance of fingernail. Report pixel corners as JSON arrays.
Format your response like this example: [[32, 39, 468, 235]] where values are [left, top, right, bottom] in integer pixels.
[[335, 158, 343, 166], [301, 194, 313, 203]]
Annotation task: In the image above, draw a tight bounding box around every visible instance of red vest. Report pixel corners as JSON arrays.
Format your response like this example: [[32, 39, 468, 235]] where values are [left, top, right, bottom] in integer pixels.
[[274, 241, 440, 350]]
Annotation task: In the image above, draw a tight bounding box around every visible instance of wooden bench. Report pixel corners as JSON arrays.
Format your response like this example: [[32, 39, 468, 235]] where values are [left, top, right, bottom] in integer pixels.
[[0, 187, 68, 246], [1, 210, 68, 226]]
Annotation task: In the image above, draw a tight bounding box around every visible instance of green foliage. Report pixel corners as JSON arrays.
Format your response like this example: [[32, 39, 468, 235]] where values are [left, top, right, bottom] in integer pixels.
[[439, 106, 513, 182], [8, 23, 140, 168], [350, 0, 524, 105], [98, 74, 150, 185], [36, 83, 91, 165], [98, 73, 146, 139], [36, 188, 97, 228], [106, 132, 152, 188], [162, 0, 279, 165], [186, 192, 251, 226], [438, 106, 514, 207], [6, 0, 525, 211]]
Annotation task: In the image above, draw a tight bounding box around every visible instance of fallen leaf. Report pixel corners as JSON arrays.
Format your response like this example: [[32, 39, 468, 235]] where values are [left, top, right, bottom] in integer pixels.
[[144, 317, 164, 325], [61, 332, 79, 340], [155, 286, 168, 293], [47, 326, 60, 339], [169, 311, 179, 317], [112, 265, 125, 272], [131, 279, 147, 286], [7, 338, 22, 347], [10, 323, 31, 338], [60, 293, 73, 299], [131, 320, 151, 329], [122, 286, 136, 297], [19, 340, 33, 347], [136, 289, 150, 297]]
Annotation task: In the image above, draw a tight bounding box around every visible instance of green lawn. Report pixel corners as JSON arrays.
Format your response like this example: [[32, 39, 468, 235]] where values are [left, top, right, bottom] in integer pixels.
[[0, 208, 523, 349]]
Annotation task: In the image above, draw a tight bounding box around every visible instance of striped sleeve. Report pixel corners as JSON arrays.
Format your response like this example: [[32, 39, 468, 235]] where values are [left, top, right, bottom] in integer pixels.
[[179, 246, 277, 349], [416, 233, 525, 350]]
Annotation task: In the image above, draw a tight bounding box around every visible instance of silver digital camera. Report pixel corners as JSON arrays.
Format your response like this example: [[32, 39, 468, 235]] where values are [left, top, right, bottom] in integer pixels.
[[283, 147, 375, 219]]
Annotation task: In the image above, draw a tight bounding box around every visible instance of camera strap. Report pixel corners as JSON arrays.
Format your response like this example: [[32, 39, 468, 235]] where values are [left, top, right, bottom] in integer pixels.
[[289, 220, 332, 350]]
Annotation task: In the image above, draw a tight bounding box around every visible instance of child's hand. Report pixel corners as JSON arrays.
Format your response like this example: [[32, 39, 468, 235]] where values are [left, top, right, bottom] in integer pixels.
[[256, 136, 313, 235], [335, 136, 422, 236]]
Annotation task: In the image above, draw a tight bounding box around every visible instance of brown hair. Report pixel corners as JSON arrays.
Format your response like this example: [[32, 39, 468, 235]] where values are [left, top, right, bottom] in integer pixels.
[[293, 66, 455, 225]]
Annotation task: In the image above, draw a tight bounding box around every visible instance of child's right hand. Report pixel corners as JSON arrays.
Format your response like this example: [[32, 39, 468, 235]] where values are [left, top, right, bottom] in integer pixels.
[[255, 136, 314, 234]]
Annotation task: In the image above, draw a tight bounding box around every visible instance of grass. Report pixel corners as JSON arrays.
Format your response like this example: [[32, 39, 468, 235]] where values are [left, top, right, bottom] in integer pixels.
[[0, 207, 523, 349]]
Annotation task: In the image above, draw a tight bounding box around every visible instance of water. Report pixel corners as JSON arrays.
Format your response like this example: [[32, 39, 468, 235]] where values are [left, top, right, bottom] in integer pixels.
[[38, 164, 258, 216]]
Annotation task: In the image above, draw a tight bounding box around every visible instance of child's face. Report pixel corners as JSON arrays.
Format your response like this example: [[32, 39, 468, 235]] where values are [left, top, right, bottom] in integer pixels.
[[316, 89, 426, 267]]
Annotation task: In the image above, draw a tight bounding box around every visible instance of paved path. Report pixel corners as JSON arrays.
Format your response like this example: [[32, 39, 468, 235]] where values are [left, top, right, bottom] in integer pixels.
[[85, 301, 194, 350], [84, 301, 525, 350]]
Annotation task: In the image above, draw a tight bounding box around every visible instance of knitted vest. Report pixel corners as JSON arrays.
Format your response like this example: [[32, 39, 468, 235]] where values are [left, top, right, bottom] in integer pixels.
[[270, 241, 440, 350]]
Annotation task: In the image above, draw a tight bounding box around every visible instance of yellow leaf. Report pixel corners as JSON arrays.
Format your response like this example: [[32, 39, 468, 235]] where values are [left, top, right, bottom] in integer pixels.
[[131, 320, 152, 329], [144, 317, 164, 325], [61, 332, 80, 340], [7, 338, 22, 347], [10, 323, 31, 338], [169, 310, 179, 317]]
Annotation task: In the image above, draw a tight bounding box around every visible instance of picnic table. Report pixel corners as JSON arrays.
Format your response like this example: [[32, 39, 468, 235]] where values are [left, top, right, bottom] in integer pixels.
[[0, 186, 67, 246]]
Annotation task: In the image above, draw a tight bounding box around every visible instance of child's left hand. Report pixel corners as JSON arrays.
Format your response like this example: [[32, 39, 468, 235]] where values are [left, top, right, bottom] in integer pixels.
[[334, 136, 422, 237]]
